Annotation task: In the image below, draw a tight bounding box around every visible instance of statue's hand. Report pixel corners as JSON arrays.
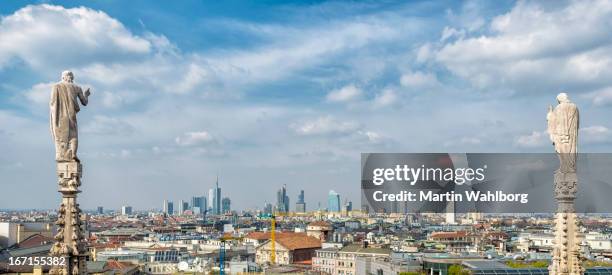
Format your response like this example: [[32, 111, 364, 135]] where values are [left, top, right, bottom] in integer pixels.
[[84, 88, 91, 97]]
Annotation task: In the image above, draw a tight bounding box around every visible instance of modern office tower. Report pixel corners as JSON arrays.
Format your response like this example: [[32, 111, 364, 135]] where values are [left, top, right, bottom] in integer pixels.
[[328, 190, 341, 212], [276, 184, 290, 213], [96, 206, 104, 215], [221, 197, 231, 213], [177, 200, 187, 215], [191, 196, 206, 214], [183, 201, 189, 213], [209, 177, 222, 214], [163, 200, 174, 215], [263, 202, 273, 214], [208, 188, 214, 212], [295, 190, 306, 212], [343, 200, 352, 212], [121, 205, 133, 215]]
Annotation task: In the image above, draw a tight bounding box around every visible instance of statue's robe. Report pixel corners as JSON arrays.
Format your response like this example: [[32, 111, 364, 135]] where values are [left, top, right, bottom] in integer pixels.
[[50, 82, 87, 161], [549, 101, 579, 172]]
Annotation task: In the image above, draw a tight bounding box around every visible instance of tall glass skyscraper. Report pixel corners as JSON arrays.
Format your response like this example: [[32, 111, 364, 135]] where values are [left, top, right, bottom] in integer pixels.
[[191, 196, 206, 214], [163, 200, 174, 215], [328, 190, 341, 212], [221, 197, 231, 213], [296, 190, 306, 212], [276, 185, 290, 213], [209, 176, 222, 214]]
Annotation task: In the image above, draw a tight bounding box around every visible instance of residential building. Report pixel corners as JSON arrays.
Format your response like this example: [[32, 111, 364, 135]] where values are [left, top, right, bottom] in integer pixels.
[[255, 232, 321, 265]]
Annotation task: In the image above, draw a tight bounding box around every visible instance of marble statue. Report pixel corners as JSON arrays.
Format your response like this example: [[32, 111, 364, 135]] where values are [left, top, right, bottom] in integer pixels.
[[547, 92, 579, 172], [548, 92, 584, 275], [49, 71, 91, 274], [50, 71, 91, 162]]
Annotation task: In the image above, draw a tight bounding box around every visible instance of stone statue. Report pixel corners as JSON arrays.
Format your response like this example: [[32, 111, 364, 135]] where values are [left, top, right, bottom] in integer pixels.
[[547, 92, 579, 172], [50, 71, 91, 162]]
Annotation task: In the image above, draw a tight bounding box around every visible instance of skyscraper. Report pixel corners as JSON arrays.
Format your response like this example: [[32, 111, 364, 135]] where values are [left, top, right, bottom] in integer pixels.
[[121, 205, 133, 215], [276, 184, 290, 213], [328, 190, 341, 212], [215, 178, 221, 214], [177, 200, 186, 215], [208, 176, 222, 214], [343, 200, 352, 212], [163, 200, 174, 215], [191, 196, 206, 214], [295, 190, 306, 213], [263, 202, 273, 214], [208, 188, 215, 212], [221, 197, 231, 213], [96, 206, 104, 215]]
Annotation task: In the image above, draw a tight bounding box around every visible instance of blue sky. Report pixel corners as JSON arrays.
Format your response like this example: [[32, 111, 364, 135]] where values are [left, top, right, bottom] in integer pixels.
[[1, 0, 611, 211]]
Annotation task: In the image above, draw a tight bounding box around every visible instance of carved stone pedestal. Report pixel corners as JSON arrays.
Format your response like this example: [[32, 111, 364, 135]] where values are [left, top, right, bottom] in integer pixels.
[[50, 161, 88, 275], [549, 171, 584, 275]]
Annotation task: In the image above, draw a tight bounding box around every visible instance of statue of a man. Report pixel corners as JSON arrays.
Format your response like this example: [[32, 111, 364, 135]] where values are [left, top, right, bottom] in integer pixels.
[[50, 71, 91, 162], [547, 92, 579, 172]]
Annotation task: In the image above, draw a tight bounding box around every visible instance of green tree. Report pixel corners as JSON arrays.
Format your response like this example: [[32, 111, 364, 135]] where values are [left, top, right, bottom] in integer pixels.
[[448, 265, 470, 275]]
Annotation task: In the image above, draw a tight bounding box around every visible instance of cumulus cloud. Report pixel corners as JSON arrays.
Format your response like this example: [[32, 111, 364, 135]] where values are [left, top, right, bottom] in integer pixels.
[[175, 131, 217, 146], [516, 131, 548, 148], [581, 125, 612, 144], [0, 4, 153, 70], [584, 87, 612, 106], [290, 116, 360, 136], [433, 0, 612, 92], [399, 71, 440, 89], [24, 82, 54, 105], [372, 88, 398, 108], [82, 115, 135, 135], [326, 84, 362, 103]]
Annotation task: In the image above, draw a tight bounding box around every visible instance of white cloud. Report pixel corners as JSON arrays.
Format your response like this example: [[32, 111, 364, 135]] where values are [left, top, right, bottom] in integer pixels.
[[516, 131, 549, 147], [290, 116, 360, 136], [0, 4, 153, 70], [100, 91, 124, 108], [82, 115, 135, 135], [581, 125, 612, 144], [434, 0, 612, 92], [360, 131, 384, 144], [584, 87, 612, 106], [399, 71, 440, 88], [326, 84, 362, 103], [175, 131, 216, 146], [24, 82, 54, 105], [440, 26, 465, 42], [372, 88, 398, 108]]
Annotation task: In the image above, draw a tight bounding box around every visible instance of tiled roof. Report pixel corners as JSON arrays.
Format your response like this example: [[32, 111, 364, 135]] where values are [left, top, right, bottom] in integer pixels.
[[339, 244, 391, 255], [246, 231, 306, 240], [308, 221, 331, 227], [275, 234, 322, 250], [252, 232, 322, 250], [431, 231, 469, 238], [12, 234, 53, 249]]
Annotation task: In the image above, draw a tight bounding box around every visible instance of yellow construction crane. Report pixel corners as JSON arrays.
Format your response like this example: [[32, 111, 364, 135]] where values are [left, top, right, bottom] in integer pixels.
[[270, 217, 276, 264], [258, 211, 291, 265]]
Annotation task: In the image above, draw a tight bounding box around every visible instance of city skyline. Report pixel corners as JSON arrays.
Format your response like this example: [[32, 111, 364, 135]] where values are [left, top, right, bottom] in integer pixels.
[[2, 1, 612, 210]]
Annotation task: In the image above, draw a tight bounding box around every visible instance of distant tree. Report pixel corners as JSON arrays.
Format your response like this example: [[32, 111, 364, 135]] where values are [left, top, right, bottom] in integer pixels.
[[448, 265, 471, 275]]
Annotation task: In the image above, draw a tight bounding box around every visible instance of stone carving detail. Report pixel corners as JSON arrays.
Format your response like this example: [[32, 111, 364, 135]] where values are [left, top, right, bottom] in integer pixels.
[[548, 93, 583, 275], [49, 71, 90, 275]]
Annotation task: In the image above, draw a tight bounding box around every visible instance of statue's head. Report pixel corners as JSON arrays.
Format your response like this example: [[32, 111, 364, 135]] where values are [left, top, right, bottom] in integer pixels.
[[61, 70, 74, 83], [557, 92, 571, 103]]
